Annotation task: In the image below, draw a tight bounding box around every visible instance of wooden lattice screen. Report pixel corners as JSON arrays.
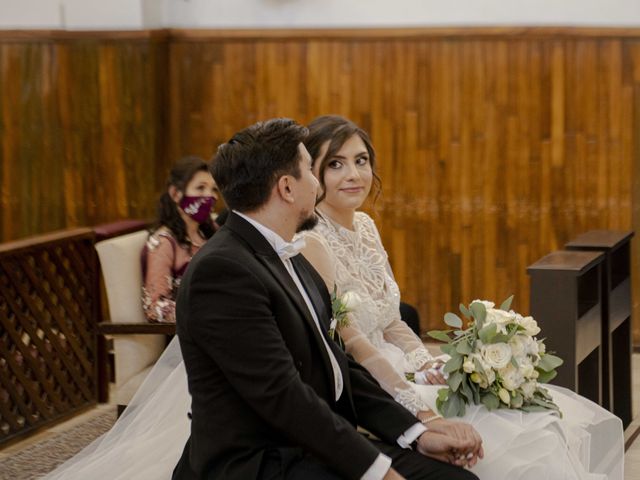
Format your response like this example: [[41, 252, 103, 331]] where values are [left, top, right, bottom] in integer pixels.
[[0, 228, 98, 446]]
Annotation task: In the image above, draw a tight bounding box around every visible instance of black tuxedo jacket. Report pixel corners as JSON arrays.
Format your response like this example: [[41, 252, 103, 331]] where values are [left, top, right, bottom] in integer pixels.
[[174, 213, 417, 480]]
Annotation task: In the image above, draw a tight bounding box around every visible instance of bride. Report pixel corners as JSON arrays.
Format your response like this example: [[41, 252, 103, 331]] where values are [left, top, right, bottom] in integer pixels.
[[297, 115, 624, 480], [46, 115, 624, 479]]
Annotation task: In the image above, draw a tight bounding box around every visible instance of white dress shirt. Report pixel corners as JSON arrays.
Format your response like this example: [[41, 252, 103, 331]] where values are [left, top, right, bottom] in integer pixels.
[[234, 212, 426, 480]]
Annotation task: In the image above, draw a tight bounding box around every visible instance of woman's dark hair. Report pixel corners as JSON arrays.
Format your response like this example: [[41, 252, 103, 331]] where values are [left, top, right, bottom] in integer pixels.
[[211, 118, 308, 212], [304, 115, 381, 203], [151, 156, 215, 245]]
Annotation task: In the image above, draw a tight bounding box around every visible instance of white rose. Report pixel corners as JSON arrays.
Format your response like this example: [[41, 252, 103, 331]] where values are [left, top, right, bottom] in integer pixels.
[[537, 340, 546, 355], [525, 336, 539, 355], [471, 299, 495, 310], [509, 335, 527, 357], [499, 363, 524, 391], [518, 360, 535, 379], [481, 343, 512, 370], [341, 291, 362, 310], [517, 316, 541, 336], [521, 381, 537, 399], [486, 308, 516, 326]]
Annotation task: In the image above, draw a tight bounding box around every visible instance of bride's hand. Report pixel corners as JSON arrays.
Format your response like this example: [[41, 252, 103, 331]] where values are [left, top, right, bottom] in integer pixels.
[[416, 360, 446, 384], [421, 417, 484, 468]]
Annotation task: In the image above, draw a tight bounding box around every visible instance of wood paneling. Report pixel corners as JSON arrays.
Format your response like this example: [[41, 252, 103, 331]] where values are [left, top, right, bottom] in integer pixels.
[[0, 32, 169, 242], [166, 29, 640, 341], [2, 28, 640, 341]]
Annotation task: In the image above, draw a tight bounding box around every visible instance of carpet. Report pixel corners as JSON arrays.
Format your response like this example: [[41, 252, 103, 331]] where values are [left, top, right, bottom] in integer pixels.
[[0, 408, 116, 480]]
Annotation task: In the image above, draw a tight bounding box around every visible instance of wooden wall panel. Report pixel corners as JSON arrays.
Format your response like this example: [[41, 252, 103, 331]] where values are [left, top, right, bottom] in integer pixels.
[[0, 33, 169, 242], [1, 28, 639, 342], [167, 29, 640, 341]]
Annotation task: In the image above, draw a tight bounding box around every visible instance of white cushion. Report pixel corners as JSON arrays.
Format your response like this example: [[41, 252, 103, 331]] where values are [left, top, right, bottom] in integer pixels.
[[96, 230, 166, 403], [96, 230, 149, 324]]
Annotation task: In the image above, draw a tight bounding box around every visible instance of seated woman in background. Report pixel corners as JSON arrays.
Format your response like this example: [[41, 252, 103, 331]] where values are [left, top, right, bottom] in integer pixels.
[[299, 115, 623, 480], [142, 156, 218, 323]]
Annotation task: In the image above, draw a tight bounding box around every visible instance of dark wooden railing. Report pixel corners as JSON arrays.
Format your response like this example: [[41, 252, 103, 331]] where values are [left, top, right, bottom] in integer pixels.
[[0, 228, 98, 446]]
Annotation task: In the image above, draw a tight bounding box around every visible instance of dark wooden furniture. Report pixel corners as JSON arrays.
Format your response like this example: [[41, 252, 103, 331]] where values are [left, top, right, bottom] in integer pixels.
[[527, 250, 605, 405], [0, 229, 99, 446], [566, 230, 634, 427]]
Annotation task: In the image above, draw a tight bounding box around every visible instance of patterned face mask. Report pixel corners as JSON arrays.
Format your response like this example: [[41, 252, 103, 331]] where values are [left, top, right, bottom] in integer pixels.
[[179, 196, 215, 223]]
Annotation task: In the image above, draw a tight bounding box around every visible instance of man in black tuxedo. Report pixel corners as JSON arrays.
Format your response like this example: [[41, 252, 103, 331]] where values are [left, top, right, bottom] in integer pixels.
[[173, 119, 482, 480]]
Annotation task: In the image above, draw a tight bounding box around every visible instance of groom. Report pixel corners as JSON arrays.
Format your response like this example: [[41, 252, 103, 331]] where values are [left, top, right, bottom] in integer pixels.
[[173, 118, 481, 480]]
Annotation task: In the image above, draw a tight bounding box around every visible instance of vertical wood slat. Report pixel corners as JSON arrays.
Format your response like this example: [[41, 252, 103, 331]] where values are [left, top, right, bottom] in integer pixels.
[[0, 28, 639, 343], [0, 229, 98, 445]]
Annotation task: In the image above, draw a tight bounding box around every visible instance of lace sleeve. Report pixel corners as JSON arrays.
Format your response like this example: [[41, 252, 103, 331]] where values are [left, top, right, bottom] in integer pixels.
[[142, 235, 177, 323], [382, 320, 433, 371], [340, 324, 431, 415]]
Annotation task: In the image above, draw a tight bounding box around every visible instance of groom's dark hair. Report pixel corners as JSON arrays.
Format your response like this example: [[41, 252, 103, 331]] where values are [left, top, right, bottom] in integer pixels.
[[211, 118, 308, 212]]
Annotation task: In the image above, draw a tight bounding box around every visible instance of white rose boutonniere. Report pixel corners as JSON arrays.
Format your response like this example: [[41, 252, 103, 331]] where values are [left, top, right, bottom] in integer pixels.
[[329, 286, 361, 341]]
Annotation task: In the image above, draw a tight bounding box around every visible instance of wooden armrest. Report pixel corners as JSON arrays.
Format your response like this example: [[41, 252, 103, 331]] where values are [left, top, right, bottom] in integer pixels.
[[97, 322, 176, 335]]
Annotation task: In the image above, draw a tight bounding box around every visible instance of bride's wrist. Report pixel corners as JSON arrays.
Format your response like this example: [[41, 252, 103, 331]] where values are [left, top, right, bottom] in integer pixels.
[[417, 410, 440, 423]]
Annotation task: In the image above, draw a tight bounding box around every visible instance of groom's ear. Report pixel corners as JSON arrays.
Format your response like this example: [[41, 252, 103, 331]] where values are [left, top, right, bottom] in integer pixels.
[[276, 175, 296, 204]]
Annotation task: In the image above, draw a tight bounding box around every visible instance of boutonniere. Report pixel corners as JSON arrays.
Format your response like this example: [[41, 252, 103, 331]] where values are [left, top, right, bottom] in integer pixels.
[[329, 285, 361, 340]]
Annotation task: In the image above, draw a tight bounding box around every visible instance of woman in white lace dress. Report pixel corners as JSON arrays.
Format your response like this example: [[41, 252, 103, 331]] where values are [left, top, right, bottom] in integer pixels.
[[299, 115, 624, 480]]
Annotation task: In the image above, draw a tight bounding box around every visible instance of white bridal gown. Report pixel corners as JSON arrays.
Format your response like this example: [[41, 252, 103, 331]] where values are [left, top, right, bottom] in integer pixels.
[[300, 212, 624, 480], [46, 212, 624, 480]]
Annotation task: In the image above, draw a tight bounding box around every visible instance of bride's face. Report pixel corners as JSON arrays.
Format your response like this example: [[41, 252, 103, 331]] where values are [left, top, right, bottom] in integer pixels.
[[314, 134, 373, 213]]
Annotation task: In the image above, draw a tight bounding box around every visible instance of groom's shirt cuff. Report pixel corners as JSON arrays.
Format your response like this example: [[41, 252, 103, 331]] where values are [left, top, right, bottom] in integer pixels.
[[361, 453, 392, 480], [397, 422, 428, 449], [361, 422, 426, 480]]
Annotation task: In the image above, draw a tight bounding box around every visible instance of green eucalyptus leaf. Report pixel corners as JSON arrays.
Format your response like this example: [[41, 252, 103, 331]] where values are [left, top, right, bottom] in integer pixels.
[[427, 330, 452, 343], [481, 393, 500, 411], [442, 392, 466, 418], [500, 295, 514, 311], [520, 405, 549, 413], [536, 370, 557, 383], [470, 302, 487, 324], [459, 303, 471, 318], [449, 371, 464, 392], [538, 354, 563, 372], [456, 341, 472, 355], [478, 323, 497, 343], [460, 376, 474, 402], [440, 344, 457, 356], [444, 312, 463, 328], [437, 387, 450, 401], [444, 354, 463, 374]]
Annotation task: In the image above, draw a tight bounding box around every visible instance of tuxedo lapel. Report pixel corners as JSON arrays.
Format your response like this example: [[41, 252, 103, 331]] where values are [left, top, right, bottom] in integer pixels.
[[291, 255, 356, 413], [256, 253, 337, 400]]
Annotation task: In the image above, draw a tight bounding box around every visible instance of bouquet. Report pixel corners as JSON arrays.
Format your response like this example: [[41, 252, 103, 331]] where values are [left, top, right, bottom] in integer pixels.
[[428, 296, 563, 418]]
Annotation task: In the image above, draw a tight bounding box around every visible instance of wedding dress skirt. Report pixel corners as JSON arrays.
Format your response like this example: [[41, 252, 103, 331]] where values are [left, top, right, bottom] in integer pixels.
[[44, 338, 190, 480], [45, 338, 624, 480], [413, 383, 623, 480]]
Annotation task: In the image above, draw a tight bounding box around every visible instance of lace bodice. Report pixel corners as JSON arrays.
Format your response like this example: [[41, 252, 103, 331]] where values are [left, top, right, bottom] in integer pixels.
[[300, 212, 433, 415]]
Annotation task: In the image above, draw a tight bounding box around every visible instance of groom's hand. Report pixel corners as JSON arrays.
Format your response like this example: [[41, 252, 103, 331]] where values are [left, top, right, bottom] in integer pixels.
[[426, 419, 483, 467], [415, 426, 483, 468]]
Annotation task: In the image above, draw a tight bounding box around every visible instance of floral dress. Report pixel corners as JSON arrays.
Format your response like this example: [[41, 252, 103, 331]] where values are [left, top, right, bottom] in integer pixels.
[[141, 228, 201, 323]]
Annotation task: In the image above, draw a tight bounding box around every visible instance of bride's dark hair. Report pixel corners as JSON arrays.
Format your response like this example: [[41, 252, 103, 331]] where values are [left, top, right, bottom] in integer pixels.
[[305, 115, 382, 204]]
